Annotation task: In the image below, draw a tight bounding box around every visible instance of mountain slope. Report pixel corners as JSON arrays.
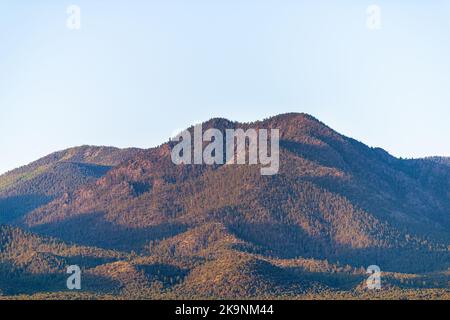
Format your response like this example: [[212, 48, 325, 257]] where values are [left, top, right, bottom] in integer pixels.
[[17, 113, 450, 274], [0, 146, 143, 223], [0, 113, 449, 299], [0, 225, 128, 295]]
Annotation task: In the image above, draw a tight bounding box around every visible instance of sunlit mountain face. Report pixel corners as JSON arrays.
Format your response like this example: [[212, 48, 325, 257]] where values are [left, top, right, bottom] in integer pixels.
[[0, 114, 448, 299]]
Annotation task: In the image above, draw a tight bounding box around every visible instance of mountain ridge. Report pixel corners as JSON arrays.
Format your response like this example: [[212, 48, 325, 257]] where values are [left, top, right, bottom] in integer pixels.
[[0, 113, 449, 299], [0, 146, 144, 223], [16, 115, 450, 253]]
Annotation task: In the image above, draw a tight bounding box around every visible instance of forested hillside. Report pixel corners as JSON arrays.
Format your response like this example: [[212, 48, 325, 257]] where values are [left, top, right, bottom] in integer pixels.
[[0, 146, 143, 223], [0, 113, 448, 299]]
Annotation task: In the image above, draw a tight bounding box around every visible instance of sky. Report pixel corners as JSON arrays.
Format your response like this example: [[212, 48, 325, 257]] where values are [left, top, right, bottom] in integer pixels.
[[1, 0, 450, 174]]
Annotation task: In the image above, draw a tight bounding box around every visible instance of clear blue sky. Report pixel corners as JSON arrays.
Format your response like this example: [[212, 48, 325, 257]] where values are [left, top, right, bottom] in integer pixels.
[[1, 0, 450, 174]]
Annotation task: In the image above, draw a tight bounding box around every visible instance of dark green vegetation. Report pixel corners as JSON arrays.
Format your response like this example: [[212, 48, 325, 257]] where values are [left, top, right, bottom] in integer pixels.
[[0, 114, 449, 299]]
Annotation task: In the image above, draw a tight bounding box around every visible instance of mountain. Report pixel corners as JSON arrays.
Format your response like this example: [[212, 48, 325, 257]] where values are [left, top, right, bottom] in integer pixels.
[[0, 146, 143, 223], [0, 224, 128, 296], [426, 156, 450, 167], [0, 113, 449, 299]]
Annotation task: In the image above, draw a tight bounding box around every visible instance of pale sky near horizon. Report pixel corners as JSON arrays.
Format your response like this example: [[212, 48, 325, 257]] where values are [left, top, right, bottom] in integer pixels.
[[1, 1, 450, 174]]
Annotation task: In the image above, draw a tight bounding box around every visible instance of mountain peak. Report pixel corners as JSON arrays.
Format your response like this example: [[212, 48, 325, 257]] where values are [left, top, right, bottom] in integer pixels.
[[194, 113, 326, 132], [200, 117, 236, 131]]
